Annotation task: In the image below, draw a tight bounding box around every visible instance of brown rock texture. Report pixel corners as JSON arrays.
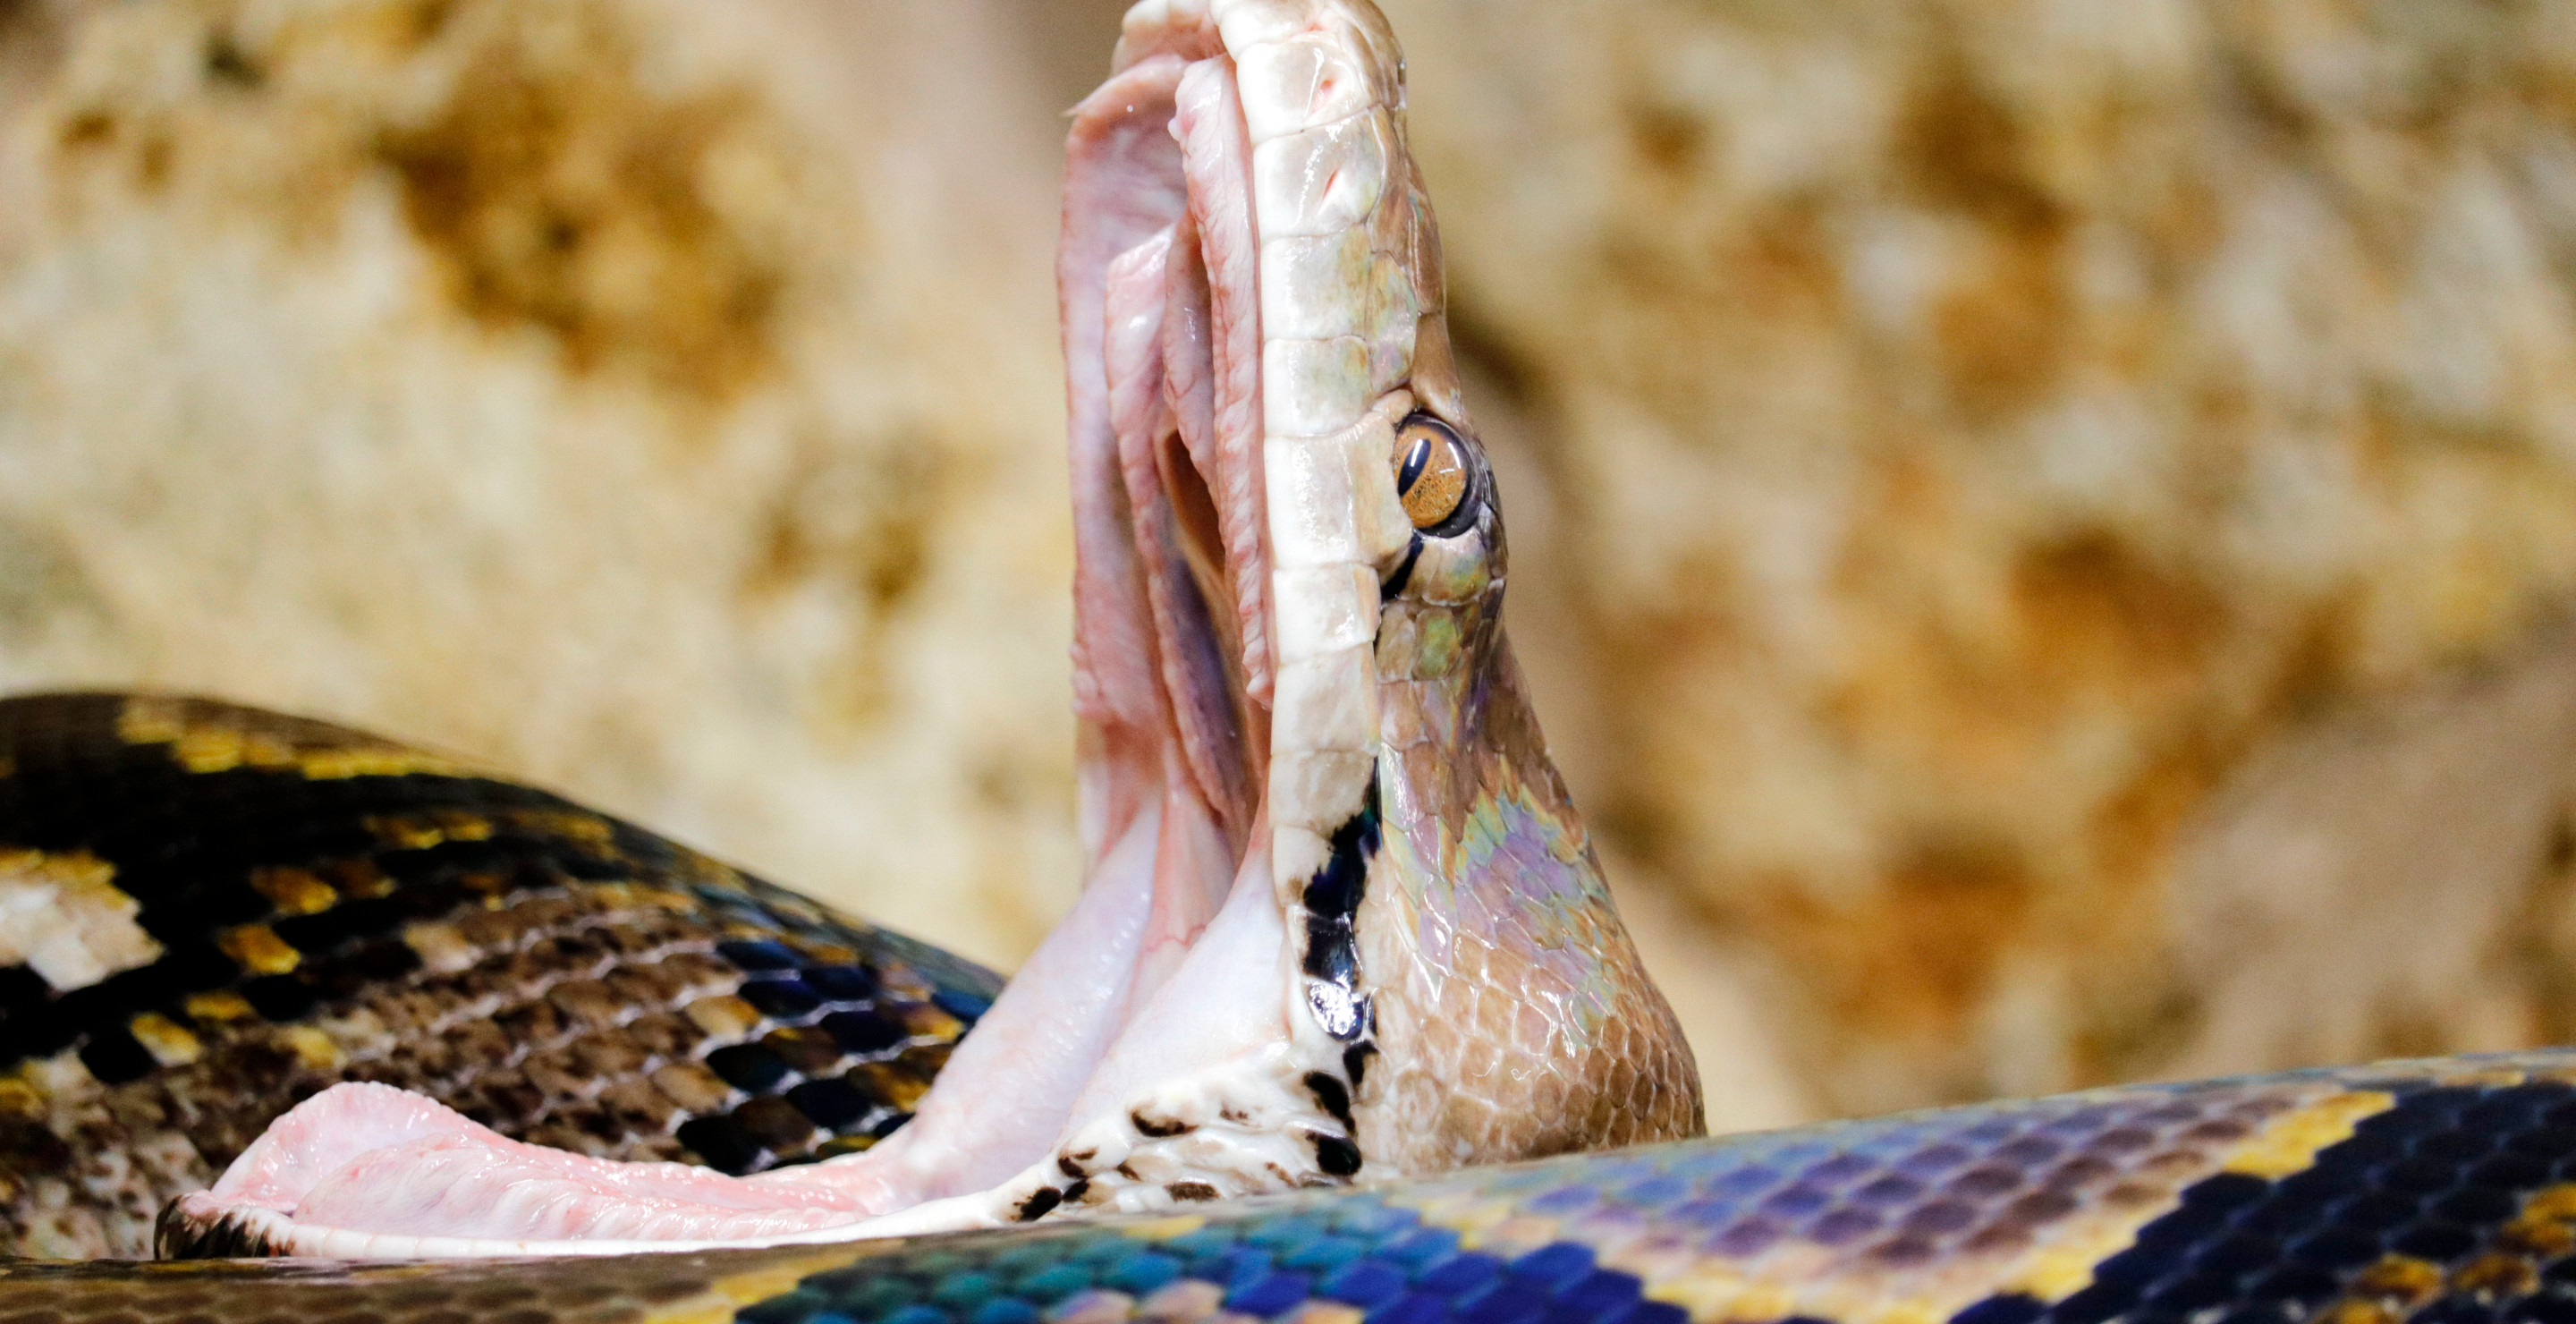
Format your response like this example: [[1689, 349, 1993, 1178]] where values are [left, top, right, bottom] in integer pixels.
[[7, 0, 2576, 1133], [1381, 0, 2576, 1116], [0, 0, 1084, 969]]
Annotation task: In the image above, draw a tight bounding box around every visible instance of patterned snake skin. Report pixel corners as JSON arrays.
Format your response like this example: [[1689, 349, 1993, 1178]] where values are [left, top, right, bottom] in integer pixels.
[[10, 0, 2572, 1319], [20, 1051, 2576, 1324], [0, 693, 1001, 1259]]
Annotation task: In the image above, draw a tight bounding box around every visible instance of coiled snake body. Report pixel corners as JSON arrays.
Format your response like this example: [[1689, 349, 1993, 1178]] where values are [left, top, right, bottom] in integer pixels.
[[5, 3, 2567, 1323]]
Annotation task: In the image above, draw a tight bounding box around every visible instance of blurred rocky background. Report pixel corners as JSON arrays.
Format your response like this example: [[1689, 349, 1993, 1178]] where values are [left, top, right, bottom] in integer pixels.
[[5, 0, 2576, 1134]]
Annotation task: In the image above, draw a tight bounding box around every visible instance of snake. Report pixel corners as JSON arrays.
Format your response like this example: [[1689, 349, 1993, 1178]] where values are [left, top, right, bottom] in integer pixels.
[[5, 4, 2574, 1324]]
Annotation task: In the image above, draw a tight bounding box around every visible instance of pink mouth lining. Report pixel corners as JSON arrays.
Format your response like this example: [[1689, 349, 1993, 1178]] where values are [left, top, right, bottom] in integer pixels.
[[168, 25, 1289, 1258]]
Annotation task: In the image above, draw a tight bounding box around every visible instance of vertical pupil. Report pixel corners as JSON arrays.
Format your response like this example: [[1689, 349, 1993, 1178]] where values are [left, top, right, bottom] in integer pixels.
[[1397, 434, 1434, 496], [1394, 416, 1472, 531]]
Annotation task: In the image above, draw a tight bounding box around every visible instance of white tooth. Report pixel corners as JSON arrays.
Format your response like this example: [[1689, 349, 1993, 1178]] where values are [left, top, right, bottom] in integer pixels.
[[1236, 35, 1377, 143], [1251, 110, 1390, 239], [1273, 563, 1377, 660], [1271, 642, 1377, 757], [1213, 0, 1312, 53], [1271, 750, 1377, 836], [1264, 336, 1370, 437], [1260, 229, 1372, 341], [1265, 432, 1359, 570]]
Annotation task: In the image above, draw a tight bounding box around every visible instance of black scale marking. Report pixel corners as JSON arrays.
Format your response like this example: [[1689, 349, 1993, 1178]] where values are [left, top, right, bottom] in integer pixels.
[[1300, 771, 1380, 1043], [1945, 1081, 2576, 1324], [1296, 773, 1382, 1181], [0, 693, 997, 1182]]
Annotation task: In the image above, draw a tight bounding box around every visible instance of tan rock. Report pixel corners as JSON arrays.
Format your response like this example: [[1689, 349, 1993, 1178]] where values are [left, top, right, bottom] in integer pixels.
[[1384, 0, 2576, 1115], [0, 0, 1087, 969]]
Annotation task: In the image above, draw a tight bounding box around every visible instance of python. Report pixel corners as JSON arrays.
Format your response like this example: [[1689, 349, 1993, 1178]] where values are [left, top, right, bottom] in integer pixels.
[[2, 8, 2566, 1324]]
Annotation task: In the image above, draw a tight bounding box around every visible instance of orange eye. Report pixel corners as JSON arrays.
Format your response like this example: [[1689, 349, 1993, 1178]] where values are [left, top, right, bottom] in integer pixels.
[[1394, 414, 1470, 530]]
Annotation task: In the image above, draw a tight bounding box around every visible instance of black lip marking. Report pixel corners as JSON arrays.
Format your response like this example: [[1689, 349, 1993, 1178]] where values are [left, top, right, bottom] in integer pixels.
[[1309, 1131, 1363, 1177], [1131, 1110, 1191, 1138], [1166, 1181, 1219, 1201], [1014, 1186, 1063, 1221], [1397, 429, 1435, 496], [1301, 772, 1381, 1045], [1343, 1041, 1377, 1088], [156, 1203, 283, 1260], [1056, 1154, 1085, 1179], [1306, 1070, 1354, 1130], [1059, 1178, 1090, 1204], [1380, 532, 1424, 599]]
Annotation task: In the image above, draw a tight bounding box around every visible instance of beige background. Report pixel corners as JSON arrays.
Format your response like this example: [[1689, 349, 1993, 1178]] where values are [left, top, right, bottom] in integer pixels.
[[5, 0, 2576, 1134]]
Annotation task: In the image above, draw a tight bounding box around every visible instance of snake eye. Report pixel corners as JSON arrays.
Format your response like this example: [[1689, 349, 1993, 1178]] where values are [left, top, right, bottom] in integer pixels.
[[1395, 414, 1471, 531]]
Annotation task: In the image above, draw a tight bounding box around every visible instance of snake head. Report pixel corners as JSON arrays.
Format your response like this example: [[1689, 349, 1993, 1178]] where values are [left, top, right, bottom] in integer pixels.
[[157, 0, 1700, 1259], [1046, 0, 1704, 1208]]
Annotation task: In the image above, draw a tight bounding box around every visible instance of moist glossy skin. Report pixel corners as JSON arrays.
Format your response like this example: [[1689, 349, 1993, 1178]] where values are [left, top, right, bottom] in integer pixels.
[[30, 1051, 2576, 1324]]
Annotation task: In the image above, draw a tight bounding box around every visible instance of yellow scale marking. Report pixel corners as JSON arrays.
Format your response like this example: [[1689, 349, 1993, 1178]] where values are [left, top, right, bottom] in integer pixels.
[[2000, 1090, 2395, 1307], [184, 989, 258, 1023], [249, 865, 340, 914], [282, 1024, 345, 1070], [117, 695, 473, 780], [2224, 1091, 2393, 1180], [642, 1248, 890, 1324], [126, 1012, 203, 1066], [216, 922, 302, 975], [1385, 1086, 2407, 1324]]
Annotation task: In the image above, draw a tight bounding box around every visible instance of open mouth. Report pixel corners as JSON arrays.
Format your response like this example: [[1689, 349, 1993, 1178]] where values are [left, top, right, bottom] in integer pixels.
[[159, 3, 1370, 1259], [1064, 32, 1275, 1022]]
